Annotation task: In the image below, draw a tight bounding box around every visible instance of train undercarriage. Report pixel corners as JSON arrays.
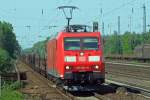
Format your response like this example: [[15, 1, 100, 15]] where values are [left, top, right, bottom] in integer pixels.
[[46, 71, 105, 91]]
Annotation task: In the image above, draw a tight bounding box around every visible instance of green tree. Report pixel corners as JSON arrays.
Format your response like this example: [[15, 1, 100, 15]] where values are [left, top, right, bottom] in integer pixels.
[[0, 21, 21, 74], [0, 21, 20, 58], [0, 48, 13, 74], [104, 31, 122, 55], [121, 32, 133, 54], [143, 31, 150, 43], [104, 31, 148, 56]]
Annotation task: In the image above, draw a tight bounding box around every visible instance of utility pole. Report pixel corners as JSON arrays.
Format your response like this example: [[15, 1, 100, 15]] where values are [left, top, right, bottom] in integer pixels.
[[102, 22, 104, 35], [129, 8, 134, 33], [100, 8, 103, 33], [129, 16, 132, 33], [131, 8, 134, 33], [101, 22, 105, 47], [25, 25, 31, 47], [42, 9, 44, 15], [25, 25, 31, 31], [143, 4, 146, 33], [147, 25, 150, 32], [100, 8, 105, 50], [118, 16, 120, 34], [117, 16, 122, 55], [108, 24, 111, 34]]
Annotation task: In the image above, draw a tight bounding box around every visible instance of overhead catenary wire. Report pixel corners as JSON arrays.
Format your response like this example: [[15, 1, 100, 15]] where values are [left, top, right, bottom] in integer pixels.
[[101, 0, 148, 34], [103, 0, 138, 17], [82, 0, 140, 33], [1, 0, 149, 48]]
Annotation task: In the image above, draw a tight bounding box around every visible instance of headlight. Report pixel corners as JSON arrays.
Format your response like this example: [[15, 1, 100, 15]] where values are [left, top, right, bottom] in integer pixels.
[[80, 52, 84, 56], [94, 65, 99, 69], [65, 66, 72, 70], [65, 66, 70, 70], [65, 56, 76, 62], [88, 56, 100, 62]]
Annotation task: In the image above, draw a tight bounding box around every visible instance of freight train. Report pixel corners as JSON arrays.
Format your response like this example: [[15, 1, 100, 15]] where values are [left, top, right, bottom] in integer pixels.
[[105, 44, 150, 62], [134, 44, 150, 59], [23, 24, 105, 88]]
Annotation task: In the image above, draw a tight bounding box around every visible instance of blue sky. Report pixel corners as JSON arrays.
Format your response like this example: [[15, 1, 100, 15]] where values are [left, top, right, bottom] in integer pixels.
[[0, 0, 149, 48]]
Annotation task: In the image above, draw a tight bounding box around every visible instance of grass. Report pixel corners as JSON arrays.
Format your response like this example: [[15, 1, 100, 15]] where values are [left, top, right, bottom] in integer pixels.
[[0, 81, 24, 100]]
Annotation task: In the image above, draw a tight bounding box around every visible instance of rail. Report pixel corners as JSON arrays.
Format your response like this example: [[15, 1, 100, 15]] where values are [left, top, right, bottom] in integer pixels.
[[106, 79, 150, 98], [105, 56, 150, 62]]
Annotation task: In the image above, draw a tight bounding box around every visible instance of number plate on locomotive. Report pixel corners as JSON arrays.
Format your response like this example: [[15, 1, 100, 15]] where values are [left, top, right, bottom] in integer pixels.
[[75, 66, 89, 70], [78, 56, 86, 62]]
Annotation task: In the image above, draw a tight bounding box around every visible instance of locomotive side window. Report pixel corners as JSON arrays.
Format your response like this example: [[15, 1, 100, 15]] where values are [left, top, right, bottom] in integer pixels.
[[64, 37, 99, 50]]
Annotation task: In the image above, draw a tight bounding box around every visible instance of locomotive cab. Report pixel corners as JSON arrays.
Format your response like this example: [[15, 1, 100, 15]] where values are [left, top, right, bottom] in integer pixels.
[[63, 37, 105, 84], [63, 25, 104, 84]]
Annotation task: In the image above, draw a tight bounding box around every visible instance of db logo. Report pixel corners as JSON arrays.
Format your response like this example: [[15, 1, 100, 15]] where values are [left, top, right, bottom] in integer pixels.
[[78, 56, 86, 62]]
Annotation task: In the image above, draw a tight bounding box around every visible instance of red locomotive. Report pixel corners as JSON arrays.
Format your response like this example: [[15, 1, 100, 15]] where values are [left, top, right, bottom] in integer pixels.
[[47, 24, 105, 85], [23, 6, 105, 90]]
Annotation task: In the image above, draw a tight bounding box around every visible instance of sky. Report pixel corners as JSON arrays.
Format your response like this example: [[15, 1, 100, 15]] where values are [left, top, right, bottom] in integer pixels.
[[0, 0, 149, 49]]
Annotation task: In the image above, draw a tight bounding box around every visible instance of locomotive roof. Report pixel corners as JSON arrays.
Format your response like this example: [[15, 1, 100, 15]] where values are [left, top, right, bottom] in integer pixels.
[[48, 24, 99, 40], [64, 24, 92, 32]]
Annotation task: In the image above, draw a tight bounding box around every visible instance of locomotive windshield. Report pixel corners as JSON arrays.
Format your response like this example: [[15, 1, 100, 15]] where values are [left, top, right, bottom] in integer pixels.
[[64, 38, 80, 50], [64, 37, 99, 50]]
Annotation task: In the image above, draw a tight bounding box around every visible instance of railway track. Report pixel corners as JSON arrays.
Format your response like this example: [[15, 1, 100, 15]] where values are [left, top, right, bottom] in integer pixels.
[[105, 62, 150, 79], [105, 61, 150, 98], [20, 61, 106, 100], [29, 67, 111, 100], [19, 61, 150, 100], [105, 61, 150, 68], [108, 71, 150, 81], [19, 62, 72, 100], [105, 62, 150, 72], [106, 80, 150, 98], [105, 56, 150, 62], [106, 73, 150, 97]]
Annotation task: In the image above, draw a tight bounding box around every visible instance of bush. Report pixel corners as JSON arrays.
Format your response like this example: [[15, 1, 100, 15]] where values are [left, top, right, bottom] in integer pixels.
[[0, 48, 14, 74], [0, 82, 24, 100], [10, 81, 24, 90]]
